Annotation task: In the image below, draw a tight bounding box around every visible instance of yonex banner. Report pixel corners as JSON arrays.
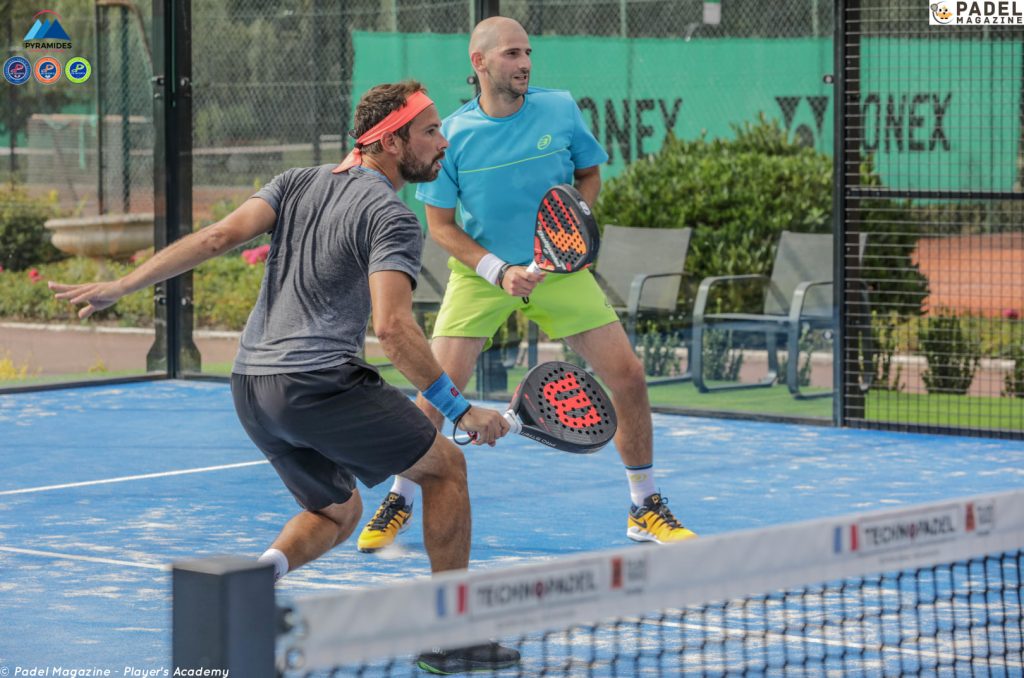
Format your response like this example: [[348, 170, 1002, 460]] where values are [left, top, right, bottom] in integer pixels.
[[351, 32, 1021, 193]]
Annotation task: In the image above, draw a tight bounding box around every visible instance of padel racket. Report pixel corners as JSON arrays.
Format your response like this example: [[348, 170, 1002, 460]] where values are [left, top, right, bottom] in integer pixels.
[[522, 184, 600, 303], [455, 361, 617, 454]]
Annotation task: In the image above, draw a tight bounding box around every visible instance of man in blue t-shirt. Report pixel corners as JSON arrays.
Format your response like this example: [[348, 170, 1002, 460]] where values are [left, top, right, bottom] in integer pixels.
[[358, 17, 698, 553]]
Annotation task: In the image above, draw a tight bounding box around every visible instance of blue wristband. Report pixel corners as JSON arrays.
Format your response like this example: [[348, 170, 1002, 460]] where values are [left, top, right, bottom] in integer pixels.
[[423, 372, 472, 423]]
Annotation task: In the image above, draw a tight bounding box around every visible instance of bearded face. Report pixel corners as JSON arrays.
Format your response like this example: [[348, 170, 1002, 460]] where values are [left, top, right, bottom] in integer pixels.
[[398, 143, 444, 183]]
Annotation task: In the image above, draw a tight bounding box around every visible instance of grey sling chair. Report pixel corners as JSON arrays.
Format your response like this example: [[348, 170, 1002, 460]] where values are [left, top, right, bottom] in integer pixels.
[[690, 230, 872, 399], [591, 224, 694, 384]]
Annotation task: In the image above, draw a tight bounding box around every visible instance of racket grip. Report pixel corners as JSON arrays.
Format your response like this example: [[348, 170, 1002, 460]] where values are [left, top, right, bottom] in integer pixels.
[[522, 261, 541, 303], [503, 409, 523, 435]]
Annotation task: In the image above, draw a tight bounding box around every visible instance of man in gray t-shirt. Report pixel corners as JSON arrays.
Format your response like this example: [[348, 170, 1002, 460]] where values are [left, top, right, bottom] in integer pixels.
[[233, 163, 424, 375], [50, 79, 519, 676]]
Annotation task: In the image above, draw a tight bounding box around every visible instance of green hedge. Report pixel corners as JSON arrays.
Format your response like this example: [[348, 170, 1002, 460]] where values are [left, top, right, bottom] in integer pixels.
[[594, 117, 832, 291], [0, 186, 64, 272], [594, 116, 928, 316], [0, 254, 264, 330]]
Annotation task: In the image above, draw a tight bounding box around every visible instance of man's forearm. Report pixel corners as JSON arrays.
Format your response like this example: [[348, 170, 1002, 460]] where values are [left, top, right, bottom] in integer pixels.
[[376, 317, 446, 392], [574, 171, 601, 205], [430, 220, 492, 269], [119, 224, 239, 295]]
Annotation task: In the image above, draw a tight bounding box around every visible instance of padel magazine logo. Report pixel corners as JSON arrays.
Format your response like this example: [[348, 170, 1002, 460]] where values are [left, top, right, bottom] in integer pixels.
[[834, 500, 995, 556], [24, 9, 73, 50], [930, 1, 1024, 25]]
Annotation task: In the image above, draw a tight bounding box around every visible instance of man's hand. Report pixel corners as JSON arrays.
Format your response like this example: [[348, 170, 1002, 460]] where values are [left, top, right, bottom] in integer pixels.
[[500, 266, 545, 297], [456, 406, 511, 446], [49, 280, 127, 319]]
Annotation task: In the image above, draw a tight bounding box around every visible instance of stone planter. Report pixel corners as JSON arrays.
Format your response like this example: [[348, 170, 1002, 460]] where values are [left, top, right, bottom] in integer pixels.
[[44, 212, 154, 260]]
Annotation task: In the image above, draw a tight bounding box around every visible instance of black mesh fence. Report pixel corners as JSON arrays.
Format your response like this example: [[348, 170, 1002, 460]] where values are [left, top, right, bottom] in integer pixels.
[[838, 0, 1024, 438]]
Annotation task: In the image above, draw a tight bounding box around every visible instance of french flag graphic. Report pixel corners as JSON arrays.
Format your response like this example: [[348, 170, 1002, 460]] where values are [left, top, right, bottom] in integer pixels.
[[833, 524, 859, 553]]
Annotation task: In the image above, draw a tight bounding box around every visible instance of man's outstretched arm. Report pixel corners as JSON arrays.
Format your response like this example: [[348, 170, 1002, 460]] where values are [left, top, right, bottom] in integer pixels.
[[50, 197, 277, 318]]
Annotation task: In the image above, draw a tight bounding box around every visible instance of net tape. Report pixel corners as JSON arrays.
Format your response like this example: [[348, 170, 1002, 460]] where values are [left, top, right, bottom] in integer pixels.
[[276, 489, 1024, 674]]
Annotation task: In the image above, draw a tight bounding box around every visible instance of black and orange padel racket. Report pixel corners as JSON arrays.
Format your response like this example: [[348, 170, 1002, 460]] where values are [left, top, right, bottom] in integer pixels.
[[523, 184, 600, 303], [455, 361, 616, 454]]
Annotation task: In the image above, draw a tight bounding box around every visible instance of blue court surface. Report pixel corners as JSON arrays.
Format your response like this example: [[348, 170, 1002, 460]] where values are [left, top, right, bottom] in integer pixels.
[[1, 380, 1023, 672]]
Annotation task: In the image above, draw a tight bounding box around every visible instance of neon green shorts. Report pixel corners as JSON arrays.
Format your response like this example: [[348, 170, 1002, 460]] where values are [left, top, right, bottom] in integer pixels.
[[432, 259, 620, 346]]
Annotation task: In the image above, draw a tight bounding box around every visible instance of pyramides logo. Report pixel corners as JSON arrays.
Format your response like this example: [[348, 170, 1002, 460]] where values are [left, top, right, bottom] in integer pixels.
[[24, 9, 72, 50]]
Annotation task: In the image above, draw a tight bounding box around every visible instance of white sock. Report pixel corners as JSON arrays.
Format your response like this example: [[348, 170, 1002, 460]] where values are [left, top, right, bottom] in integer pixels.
[[258, 548, 289, 582], [389, 476, 419, 504], [625, 464, 657, 506]]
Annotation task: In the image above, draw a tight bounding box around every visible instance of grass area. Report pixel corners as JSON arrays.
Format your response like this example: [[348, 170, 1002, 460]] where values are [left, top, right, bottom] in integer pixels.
[[865, 390, 1024, 431], [646, 380, 833, 419], [8, 361, 1022, 433]]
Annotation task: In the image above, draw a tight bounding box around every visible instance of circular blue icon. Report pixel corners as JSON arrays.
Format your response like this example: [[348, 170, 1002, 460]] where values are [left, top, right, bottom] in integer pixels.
[[3, 56, 31, 85], [65, 57, 91, 83]]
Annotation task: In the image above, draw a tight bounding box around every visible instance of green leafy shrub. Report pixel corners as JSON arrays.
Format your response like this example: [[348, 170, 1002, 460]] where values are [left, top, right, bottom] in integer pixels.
[[0, 254, 265, 330], [1004, 318, 1024, 398], [0, 186, 64, 271], [701, 328, 744, 381], [777, 326, 820, 387], [636, 322, 682, 377], [193, 255, 265, 329], [594, 116, 928, 317], [854, 156, 929, 318], [1004, 345, 1024, 398], [869, 310, 906, 392], [595, 117, 830, 301], [0, 257, 150, 325], [918, 309, 981, 395]]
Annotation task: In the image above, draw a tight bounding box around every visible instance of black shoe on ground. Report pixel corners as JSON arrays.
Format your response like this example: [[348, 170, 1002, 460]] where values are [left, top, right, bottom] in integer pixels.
[[415, 641, 520, 674]]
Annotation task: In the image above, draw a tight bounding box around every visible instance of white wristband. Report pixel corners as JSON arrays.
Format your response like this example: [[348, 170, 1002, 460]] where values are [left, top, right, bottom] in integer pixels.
[[475, 253, 507, 286]]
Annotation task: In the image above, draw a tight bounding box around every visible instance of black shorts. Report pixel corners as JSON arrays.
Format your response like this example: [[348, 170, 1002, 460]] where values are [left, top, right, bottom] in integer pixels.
[[231, 359, 437, 510]]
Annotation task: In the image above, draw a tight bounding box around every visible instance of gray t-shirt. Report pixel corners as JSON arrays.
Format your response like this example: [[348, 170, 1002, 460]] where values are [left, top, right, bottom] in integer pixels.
[[232, 165, 422, 375]]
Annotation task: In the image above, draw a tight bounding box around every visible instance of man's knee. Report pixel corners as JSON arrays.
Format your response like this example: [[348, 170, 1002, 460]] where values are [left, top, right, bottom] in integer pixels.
[[317, 490, 363, 530], [428, 437, 468, 484], [404, 433, 468, 487], [603, 352, 647, 392]]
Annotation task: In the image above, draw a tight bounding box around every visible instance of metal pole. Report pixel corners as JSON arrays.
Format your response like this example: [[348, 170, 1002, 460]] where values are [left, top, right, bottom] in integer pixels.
[[474, 0, 499, 22], [833, 0, 864, 424], [5, 0, 18, 177], [120, 5, 131, 212], [149, 0, 200, 377], [95, 2, 106, 213]]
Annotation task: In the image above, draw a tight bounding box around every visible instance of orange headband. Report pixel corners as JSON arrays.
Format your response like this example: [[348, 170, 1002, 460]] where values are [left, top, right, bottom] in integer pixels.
[[333, 90, 435, 174]]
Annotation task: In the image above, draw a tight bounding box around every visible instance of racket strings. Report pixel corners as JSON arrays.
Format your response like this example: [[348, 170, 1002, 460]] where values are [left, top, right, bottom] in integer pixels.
[[539, 197, 588, 265], [536, 369, 612, 436]]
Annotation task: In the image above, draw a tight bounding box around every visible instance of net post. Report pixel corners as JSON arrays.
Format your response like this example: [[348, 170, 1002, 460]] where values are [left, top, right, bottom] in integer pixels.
[[172, 556, 277, 677]]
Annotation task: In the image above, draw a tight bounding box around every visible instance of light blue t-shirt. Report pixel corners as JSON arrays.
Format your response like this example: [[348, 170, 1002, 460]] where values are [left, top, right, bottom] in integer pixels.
[[416, 87, 609, 265]]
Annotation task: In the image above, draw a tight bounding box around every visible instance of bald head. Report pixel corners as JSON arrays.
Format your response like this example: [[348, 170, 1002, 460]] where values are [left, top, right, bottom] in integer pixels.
[[469, 16, 532, 110], [469, 16, 528, 59]]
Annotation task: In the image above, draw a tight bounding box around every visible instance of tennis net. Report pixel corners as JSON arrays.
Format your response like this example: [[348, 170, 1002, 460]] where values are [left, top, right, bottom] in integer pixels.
[[173, 489, 1024, 676]]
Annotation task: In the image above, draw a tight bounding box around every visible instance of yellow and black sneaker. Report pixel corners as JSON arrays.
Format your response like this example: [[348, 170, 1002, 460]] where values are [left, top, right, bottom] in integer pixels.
[[416, 642, 521, 674], [627, 493, 697, 544], [357, 492, 412, 553]]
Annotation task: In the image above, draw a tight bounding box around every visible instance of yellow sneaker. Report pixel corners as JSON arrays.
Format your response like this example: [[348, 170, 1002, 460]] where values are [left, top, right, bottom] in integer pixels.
[[627, 493, 697, 544], [357, 492, 412, 553]]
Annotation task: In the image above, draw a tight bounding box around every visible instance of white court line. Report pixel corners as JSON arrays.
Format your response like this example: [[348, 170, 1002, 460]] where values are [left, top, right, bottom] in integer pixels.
[[0, 546, 168, 570], [0, 460, 268, 496]]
